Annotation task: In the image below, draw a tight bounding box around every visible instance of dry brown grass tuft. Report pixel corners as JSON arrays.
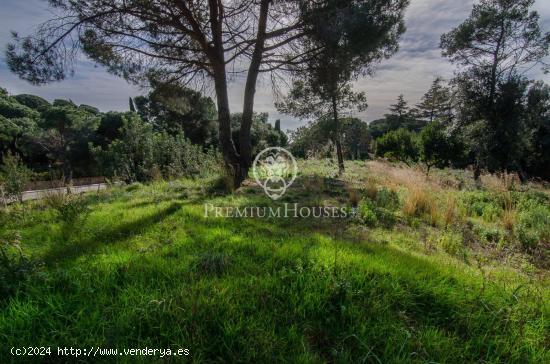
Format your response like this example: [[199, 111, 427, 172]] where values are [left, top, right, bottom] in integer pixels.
[[481, 172, 521, 192], [42, 188, 71, 209], [403, 187, 436, 218], [367, 160, 441, 192], [501, 209, 516, 233], [443, 195, 458, 227], [364, 184, 378, 200], [347, 188, 361, 207]]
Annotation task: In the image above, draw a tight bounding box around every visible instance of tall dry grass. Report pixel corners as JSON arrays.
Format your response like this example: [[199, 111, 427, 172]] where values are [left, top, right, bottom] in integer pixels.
[[403, 187, 437, 219], [367, 161, 440, 224], [442, 195, 459, 227], [481, 172, 521, 192], [479, 172, 519, 233], [347, 188, 361, 207], [367, 160, 441, 192]]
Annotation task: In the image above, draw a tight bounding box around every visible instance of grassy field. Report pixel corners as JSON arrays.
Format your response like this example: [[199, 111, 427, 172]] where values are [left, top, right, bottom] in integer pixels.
[[0, 160, 549, 363]]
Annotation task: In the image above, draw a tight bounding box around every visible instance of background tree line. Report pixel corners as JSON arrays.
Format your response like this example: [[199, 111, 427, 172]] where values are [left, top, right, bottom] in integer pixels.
[[3, 0, 550, 184], [6, 0, 410, 187], [281, 0, 550, 181], [289, 73, 550, 181], [0, 83, 287, 185]]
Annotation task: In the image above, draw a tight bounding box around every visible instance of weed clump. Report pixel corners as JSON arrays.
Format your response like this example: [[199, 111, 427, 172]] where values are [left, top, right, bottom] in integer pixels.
[[403, 187, 435, 218], [44, 191, 90, 241], [125, 183, 143, 192], [442, 195, 460, 227], [375, 187, 400, 210], [357, 196, 397, 228], [437, 230, 465, 257], [347, 188, 361, 207], [357, 199, 378, 227], [192, 253, 232, 277], [515, 200, 550, 250], [0, 232, 39, 300]]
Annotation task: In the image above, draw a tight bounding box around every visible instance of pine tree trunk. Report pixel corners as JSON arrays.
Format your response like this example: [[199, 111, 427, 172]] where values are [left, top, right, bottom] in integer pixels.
[[332, 96, 345, 174], [213, 65, 242, 188], [239, 0, 270, 186]]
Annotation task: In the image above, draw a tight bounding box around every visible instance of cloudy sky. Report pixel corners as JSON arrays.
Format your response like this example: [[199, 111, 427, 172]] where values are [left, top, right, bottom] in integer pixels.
[[1, 0, 549, 130]]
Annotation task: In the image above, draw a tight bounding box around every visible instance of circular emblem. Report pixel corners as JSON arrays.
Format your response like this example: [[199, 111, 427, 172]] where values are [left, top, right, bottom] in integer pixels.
[[252, 147, 298, 200]]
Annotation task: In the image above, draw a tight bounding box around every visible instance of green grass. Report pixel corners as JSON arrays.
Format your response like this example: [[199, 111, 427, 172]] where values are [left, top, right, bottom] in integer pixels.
[[0, 162, 549, 363]]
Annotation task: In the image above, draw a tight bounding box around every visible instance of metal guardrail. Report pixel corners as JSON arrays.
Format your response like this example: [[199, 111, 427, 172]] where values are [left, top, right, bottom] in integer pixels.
[[24, 177, 107, 191], [1, 183, 108, 205]]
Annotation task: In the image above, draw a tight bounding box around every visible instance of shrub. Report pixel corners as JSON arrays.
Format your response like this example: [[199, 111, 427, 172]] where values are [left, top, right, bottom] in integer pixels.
[[516, 225, 538, 249], [482, 204, 501, 222], [125, 183, 143, 192], [473, 224, 504, 245], [357, 198, 397, 228], [437, 230, 465, 257], [44, 191, 91, 241], [375, 128, 419, 164], [375, 186, 400, 210], [375, 207, 397, 227], [460, 191, 501, 219], [208, 171, 236, 195], [92, 114, 220, 183], [515, 200, 550, 250], [0, 153, 33, 203], [357, 199, 378, 227]]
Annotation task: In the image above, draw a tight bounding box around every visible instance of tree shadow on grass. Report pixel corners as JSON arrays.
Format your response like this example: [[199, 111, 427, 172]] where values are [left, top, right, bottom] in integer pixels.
[[89, 215, 517, 363], [42, 202, 182, 265], [17, 203, 538, 363]]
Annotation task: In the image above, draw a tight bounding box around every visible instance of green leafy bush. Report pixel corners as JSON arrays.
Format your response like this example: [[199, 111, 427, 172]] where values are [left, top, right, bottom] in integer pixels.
[[0, 153, 33, 203], [357, 199, 378, 226], [437, 230, 465, 256], [375, 128, 419, 163], [375, 207, 398, 227], [358, 197, 397, 228], [460, 191, 501, 218], [44, 192, 91, 241], [92, 114, 220, 183], [482, 204, 501, 222], [375, 187, 400, 210], [125, 183, 143, 192], [473, 224, 504, 245]]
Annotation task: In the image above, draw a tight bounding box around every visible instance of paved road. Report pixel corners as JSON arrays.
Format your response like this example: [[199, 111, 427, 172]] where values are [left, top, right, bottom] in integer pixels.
[[2, 183, 108, 204]]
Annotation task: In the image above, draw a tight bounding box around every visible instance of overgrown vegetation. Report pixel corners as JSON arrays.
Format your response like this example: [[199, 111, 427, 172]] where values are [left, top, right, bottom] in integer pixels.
[[43, 191, 91, 242], [0, 160, 548, 363], [0, 152, 33, 202], [0, 231, 39, 301], [0, 0, 549, 362]]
